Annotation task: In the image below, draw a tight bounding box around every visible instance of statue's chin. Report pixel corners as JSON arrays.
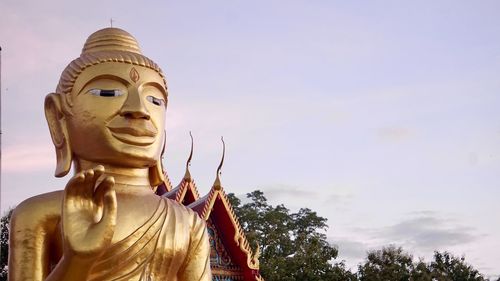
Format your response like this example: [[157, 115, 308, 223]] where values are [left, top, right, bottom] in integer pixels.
[[74, 153, 158, 169]]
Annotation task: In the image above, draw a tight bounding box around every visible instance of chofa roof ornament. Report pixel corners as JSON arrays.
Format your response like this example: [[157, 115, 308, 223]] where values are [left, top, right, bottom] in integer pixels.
[[183, 131, 194, 182], [213, 136, 225, 190]]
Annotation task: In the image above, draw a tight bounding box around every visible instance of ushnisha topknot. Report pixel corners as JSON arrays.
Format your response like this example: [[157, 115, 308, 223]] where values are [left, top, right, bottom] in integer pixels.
[[56, 27, 167, 96], [82, 27, 142, 54]]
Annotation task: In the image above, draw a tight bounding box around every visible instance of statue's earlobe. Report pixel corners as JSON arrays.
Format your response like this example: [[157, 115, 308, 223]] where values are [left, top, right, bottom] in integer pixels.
[[149, 131, 166, 187], [45, 93, 72, 177]]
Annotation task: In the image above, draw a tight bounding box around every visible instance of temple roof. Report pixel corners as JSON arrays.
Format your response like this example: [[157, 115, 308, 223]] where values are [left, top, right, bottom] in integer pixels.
[[163, 177, 200, 206], [154, 172, 173, 195], [160, 136, 264, 280], [188, 184, 262, 280], [161, 172, 263, 280]]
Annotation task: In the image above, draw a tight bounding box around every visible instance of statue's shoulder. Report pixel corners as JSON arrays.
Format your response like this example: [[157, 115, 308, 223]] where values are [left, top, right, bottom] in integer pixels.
[[162, 196, 194, 215], [161, 197, 206, 228], [12, 190, 63, 228], [9, 191, 64, 272]]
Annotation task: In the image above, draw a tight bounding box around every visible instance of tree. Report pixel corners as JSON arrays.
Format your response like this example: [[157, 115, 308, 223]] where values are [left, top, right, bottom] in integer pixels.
[[325, 261, 358, 281], [1, 209, 13, 281], [430, 251, 487, 281], [358, 246, 414, 281], [411, 259, 432, 281], [357, 246, 493, 281], [228, 190, 354, 281]]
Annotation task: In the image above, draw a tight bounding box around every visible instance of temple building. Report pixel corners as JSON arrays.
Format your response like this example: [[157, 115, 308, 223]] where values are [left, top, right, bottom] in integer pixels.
[[156, 140, 264, 281]]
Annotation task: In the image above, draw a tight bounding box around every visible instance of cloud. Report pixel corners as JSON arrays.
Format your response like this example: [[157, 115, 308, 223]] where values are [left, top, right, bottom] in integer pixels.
[[377, 127, 414, 142], [349, 212, 481, 252], [323, 193, 354, 206], [261, 184, 319, 201], [380, 214, 479, 250], [226, 185, 319, 206], [259, 184, 356, 210], [331, 238, 368, 260], [3, 143, 55, 173], [329, 212, 483, 271]]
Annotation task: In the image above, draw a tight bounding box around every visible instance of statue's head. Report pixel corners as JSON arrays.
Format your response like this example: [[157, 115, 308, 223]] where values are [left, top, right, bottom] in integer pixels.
[[45, 28, 167, 186]]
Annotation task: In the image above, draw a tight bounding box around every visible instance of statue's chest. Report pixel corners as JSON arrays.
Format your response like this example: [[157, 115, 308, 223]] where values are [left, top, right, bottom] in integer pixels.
[[88, 199, 192, 280], [112, 198, 164, 243]]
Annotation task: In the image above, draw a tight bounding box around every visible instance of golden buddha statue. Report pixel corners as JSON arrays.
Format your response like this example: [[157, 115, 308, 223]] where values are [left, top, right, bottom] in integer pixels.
[[8, 28, 211, 281]]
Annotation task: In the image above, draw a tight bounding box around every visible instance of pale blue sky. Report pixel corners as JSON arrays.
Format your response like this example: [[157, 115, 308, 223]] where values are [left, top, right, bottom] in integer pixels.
[[1, 0, 499, 278]]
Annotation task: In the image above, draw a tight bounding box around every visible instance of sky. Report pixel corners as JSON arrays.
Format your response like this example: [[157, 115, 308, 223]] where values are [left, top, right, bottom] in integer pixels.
[[1, 0, 499, 278]]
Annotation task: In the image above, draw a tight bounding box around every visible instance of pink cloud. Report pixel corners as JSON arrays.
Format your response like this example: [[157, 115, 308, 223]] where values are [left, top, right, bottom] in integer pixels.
[[3, 144, 55, 173]]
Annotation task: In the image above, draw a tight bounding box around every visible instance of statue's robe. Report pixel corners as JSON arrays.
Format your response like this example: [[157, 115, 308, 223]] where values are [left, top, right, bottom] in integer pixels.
[[88, 197, 211, 281]]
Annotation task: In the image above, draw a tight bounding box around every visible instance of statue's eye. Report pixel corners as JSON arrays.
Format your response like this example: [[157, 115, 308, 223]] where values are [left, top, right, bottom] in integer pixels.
[[89, 89, 124, 97], [146, 96, 165, 106]]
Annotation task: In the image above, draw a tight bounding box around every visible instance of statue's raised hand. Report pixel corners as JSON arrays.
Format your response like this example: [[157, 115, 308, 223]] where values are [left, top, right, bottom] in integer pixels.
[[62, 165, 117, 260]]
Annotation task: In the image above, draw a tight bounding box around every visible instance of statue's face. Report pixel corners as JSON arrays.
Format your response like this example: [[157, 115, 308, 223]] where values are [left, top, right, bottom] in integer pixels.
[[66, 62, 167, 168]]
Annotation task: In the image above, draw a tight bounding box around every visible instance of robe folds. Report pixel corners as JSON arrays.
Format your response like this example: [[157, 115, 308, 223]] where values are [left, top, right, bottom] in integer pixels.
[[87, 198, 211, 281]]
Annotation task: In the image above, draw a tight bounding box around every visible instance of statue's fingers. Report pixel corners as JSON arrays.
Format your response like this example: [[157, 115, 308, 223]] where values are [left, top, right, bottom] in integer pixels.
[[82, 168, 95, 200], [94, 176, 113, 206], [97, 176, 117, 225], [92, 165, 105, 188], [62, 172, 85, 236], [96, 177, 116, 242], [64, 172, 85, 203], [89, 166, 105, 211]]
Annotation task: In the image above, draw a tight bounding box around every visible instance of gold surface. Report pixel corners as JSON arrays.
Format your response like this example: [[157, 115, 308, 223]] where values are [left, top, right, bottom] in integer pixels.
[[8, 28, 211, 281]]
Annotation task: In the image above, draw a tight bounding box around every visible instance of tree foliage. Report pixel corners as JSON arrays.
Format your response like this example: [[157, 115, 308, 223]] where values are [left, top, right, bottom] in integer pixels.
[[430, 251, 487, 281], [229, 191, 496, 281], [228, 190, 355, 281], [0, 209, 13, 281], [358, 246, 489, 281], [358, 246, 414, 281]]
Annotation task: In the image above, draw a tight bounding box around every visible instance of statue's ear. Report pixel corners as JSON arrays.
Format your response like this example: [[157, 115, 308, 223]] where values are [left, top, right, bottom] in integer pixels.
[[149, 131, 166, 187], [45, 93, 72, 177]]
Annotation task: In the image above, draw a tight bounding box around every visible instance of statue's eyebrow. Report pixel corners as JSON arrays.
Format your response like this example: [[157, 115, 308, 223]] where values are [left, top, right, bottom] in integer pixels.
[[77, 74, 130, 95], [143, 82, 168, 100]]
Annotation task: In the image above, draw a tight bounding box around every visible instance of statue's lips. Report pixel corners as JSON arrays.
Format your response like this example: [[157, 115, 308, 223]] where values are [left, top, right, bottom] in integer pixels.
[[107, 121, 158, 146]]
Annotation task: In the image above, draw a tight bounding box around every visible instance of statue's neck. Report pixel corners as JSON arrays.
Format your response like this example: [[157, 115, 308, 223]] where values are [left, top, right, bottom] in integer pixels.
[[75, 159, 153, 195]]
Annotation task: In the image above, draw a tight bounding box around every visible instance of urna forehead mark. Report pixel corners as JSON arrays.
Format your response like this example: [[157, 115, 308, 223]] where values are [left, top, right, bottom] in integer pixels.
[[130, 67, 140, 83]]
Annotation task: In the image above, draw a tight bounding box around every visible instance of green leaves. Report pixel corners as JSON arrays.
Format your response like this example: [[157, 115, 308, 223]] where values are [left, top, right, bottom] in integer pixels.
[[0, 209, 13, 281], [228, 191, 494, 281], [358, 246, 489, 281], [358, 246, 414, 281], [228, 191, 351, 281], [430, 251, 486, 281]]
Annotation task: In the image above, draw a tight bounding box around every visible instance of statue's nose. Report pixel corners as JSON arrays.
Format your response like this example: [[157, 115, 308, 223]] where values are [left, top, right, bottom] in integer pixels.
[[119, 88, 150, 120]]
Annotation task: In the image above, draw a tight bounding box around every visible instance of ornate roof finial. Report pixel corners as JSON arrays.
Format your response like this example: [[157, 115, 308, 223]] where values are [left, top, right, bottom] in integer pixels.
[[213, 136, 225, 190], [183, 131, 194, 182]]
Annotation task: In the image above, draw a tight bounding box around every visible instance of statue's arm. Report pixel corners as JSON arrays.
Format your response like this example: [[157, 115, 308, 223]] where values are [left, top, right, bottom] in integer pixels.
[[9, 167, 116, 281], [8, 194, 60, 281], [178, 214, 212, 281], [7, 193, 91, 281]]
